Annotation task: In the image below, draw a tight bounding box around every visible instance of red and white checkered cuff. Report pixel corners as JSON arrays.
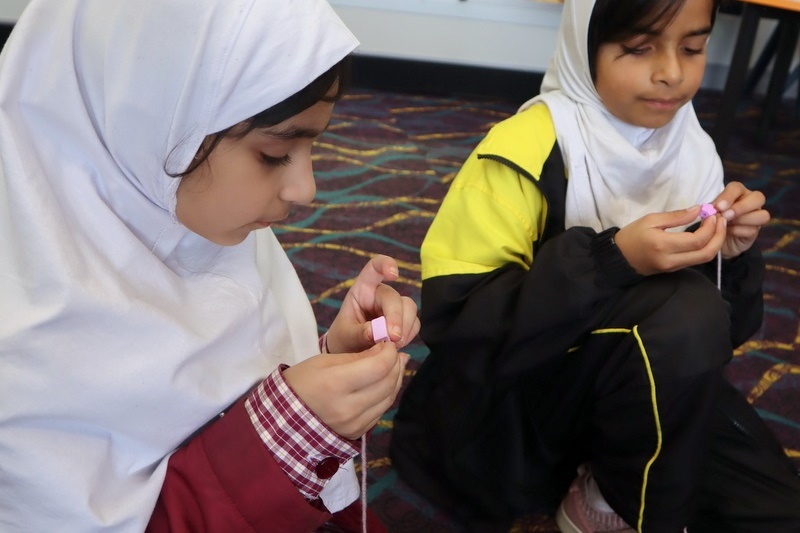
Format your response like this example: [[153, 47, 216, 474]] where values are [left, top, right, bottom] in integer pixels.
[[319, 332, 329, 354], [245, 367, 359, 499]]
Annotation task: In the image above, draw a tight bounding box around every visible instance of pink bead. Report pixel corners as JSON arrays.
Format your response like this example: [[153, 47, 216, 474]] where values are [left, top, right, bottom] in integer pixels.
[[700, 203, 717, 219], [371, 316, 390, 343]]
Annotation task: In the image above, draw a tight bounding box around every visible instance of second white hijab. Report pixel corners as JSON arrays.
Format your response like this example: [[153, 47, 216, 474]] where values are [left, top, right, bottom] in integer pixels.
[[521, 0, 723, 232]]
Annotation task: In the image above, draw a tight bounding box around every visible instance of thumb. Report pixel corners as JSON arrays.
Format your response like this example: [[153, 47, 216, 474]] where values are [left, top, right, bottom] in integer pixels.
[[338, 342, 385, 364], [353, 255, 399, 292], [339, 342, 400, 390], [656, 206, 703, 230]]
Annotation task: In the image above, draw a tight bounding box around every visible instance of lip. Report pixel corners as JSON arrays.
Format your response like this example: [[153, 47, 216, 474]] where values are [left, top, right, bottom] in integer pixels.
[[642, 98, 683, 111], [253, 211, 289, 229]]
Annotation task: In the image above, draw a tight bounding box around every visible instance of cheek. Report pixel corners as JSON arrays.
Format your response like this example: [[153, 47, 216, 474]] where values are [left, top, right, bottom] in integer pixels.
[[687, 60, 706, 89], [593, 57, 630, 100], [175, 173, 212, 231], [179, 166, 260, 228], [211, 155, 268, 204], [595, 76, 627, 114]]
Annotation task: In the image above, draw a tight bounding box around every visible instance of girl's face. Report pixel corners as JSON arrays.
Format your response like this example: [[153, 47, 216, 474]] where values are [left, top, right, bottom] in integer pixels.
[[175, 93, 335, 246], [593, 0, 713, 129]]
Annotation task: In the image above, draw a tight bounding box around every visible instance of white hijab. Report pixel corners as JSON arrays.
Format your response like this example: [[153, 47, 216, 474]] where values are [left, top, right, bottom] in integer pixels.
[[521, 0, 723, 231], [0, 0, 359, 530]]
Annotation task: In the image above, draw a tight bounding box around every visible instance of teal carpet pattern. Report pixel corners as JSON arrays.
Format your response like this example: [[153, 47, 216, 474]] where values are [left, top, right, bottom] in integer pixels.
[[275, 88, 800, 532]]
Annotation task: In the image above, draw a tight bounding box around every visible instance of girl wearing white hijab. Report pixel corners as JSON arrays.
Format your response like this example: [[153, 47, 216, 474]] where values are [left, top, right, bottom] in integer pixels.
[[0, 0, 419, 531], [392, 0, 800, 531]]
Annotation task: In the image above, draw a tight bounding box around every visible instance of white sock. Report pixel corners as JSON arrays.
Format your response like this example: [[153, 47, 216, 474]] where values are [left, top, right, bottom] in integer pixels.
[[584, 473, 616, 514]]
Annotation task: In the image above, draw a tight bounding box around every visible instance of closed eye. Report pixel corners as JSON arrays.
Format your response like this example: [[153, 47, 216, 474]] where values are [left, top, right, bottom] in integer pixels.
[[261, 153, 292, 167], [682, 46, 705, 56], [621, 44, 648, 56]]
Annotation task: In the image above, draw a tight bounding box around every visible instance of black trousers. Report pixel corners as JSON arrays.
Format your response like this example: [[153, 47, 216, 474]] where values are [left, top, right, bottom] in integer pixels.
[[528, 270, 800, 532], [688, 379, 800, 533], [393, 270, 800, 532]]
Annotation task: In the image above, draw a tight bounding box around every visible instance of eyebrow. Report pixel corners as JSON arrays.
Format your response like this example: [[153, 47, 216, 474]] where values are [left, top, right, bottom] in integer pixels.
[[258, 123, 329, 140], [684, 26, 713, 38], [640, 25, 713, 38]]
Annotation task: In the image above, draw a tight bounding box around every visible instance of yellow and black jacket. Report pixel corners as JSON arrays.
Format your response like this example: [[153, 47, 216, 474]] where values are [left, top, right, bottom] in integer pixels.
[[390, 104, 766, 526]]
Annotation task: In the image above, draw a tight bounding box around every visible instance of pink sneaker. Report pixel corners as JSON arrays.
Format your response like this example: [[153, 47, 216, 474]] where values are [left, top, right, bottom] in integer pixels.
[[555, 467, 635, 533]]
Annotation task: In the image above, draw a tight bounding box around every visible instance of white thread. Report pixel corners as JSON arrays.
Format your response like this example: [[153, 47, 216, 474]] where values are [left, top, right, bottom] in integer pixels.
[[716, 250, 722, 290], [361, 434, 367, 533]]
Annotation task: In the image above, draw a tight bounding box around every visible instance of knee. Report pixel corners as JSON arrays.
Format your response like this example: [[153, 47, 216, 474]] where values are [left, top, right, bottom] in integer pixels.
[[669, 270, 730, 335], [638, 271, 732, 377]]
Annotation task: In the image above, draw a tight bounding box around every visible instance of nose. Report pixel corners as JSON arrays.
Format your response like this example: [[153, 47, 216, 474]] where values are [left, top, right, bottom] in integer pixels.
[[280, 152, 316, 205], [653, 51, 683, 86]]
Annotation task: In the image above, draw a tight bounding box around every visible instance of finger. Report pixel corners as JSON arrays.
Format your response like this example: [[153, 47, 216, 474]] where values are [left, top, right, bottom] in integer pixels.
[[689, 213, 718, 243], [369, 285, 417, 344], [714, 182, 753, 213], [709, 215, 728, 250], [334, 342, 401, 392], [398, 297, 421, 348], [720, 193, 767, 222], [649, 206, 704, 231], [715, 182, 767, 221], [336, 351, 408, 438], [346, 256, 400, 323], [719, 196, 761, 221], [725, 224, 761, 241], [395, 352, 410, 396], [681, 215, 727, 264], [329, 342, 385, 369], [727, 208, 770, 228], [370, 284, 403, 339], [347, 410, 387, 440], [354, 362, 405, 425], [353, 255, 399, 292], [347, 353, 409, 435], [658, 214, 717, 255], [657, 215, 725, 270]]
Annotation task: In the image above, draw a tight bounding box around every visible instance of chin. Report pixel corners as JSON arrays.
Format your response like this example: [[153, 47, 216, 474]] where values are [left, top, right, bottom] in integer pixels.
[[642, 119, 674, 129], [204, 232, 248, 247], [630, 114, 677, 130]]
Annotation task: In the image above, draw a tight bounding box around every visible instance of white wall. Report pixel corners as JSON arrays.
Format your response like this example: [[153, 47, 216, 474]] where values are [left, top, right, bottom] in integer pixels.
[[332, 0, 564, 73], [0, 0, 782, 91], [0, 0, 27, 23], [332, 1, 775, 91]]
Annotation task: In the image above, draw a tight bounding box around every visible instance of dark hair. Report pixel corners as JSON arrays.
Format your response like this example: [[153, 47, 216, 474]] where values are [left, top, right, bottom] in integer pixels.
[[170, 55, 352, 177], [587, 0, 721, 80]]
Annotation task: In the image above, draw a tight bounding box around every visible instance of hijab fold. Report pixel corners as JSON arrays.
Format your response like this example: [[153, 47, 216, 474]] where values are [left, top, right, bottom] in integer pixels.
[[0, 0, 359, 529], [520, 0, 723, 232]]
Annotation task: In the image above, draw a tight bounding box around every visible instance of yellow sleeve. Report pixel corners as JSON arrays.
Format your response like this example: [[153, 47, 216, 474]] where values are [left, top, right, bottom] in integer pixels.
[[420, 104, 555, 281]]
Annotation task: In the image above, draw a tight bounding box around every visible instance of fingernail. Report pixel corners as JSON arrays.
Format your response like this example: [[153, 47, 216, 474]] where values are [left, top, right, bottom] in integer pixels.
[[389, 267, 399, 277], [717, 200, 729, 211], [723, 209, 734, 221]]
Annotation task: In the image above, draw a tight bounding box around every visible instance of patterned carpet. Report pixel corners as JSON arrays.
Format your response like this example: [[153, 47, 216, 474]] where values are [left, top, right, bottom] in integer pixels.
[[274, 88, 800, 532]]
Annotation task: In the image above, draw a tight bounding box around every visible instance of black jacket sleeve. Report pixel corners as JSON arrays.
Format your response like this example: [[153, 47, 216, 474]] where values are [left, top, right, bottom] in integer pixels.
[[421, 226, 639, 384]]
